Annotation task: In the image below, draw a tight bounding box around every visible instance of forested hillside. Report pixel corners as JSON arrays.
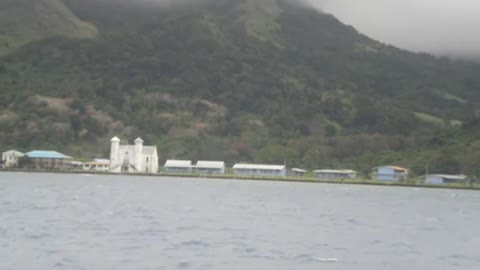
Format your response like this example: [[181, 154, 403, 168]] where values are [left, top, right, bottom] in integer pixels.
[[0, 0, 97, 55], [1, 0, 480, 176]]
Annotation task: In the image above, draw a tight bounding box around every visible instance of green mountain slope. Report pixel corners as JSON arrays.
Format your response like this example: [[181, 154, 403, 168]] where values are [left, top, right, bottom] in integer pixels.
[[1, 0, 480, 175], [0, 0, 97, 55]]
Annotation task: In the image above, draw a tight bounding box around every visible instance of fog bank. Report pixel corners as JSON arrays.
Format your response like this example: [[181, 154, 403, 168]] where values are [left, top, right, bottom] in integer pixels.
[[306, 0, 480, 59]]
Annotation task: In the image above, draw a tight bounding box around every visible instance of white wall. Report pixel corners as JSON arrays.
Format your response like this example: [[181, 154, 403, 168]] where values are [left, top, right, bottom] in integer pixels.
[[425, 176, 444, 185]]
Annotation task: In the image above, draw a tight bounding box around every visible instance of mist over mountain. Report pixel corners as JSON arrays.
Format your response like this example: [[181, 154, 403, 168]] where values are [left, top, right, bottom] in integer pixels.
[[1, 0, 480, 175], [308, 0, 480, 60]]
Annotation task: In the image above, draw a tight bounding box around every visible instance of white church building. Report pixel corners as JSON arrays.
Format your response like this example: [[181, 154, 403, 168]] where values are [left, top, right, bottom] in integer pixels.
[[109, 136, 159, 174]]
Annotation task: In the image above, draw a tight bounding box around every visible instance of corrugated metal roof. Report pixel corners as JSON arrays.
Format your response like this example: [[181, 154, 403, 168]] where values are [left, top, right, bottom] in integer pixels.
[[165, 160, 192, 167], [375, 166, 408, 172], [292, 168, 308, 173], [314, 169, 356, 174], [426, 174, 467, 180], [25, 150, 72, 159], [195, 161, 225, 169], [388, 166, 408, 171], [233, 164, 286, 170]]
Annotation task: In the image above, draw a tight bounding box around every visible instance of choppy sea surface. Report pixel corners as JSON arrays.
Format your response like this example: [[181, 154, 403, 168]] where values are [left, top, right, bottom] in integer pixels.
[[1, 172, 479, 270]]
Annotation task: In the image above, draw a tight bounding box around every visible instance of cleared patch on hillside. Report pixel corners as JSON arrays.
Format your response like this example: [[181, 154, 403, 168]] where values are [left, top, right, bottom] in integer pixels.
[[240, 0, 282, 42], [85, 105, 114, 127], [414, 112, 463, 128], [442, 93, 467, 104], [0, 110, 19, 127], [201, 13, 226, 45], [414, 112, 446, 127], [31, 95, 73, 114]]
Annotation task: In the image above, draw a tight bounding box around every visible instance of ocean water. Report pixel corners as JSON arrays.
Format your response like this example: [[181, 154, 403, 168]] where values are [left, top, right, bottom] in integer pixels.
[[0, 172, 479, 270]]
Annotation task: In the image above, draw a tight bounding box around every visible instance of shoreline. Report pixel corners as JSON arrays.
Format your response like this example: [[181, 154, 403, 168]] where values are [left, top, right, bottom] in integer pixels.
[[1, 169, 479, 191]]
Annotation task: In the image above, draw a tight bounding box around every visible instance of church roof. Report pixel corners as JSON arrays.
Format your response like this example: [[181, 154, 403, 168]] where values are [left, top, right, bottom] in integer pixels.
[[111, 136, 120, 142]]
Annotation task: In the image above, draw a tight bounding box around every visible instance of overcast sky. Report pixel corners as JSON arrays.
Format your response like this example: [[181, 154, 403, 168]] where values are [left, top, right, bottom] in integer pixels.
[[307, 0, 480, 58]]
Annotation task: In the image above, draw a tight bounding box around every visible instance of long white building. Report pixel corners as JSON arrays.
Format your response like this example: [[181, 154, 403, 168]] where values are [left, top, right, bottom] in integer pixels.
[[109, 137, 159, 174], [314, 169, 357, 179], [193, 161, 225, 174], [164, 160, 192, 173], [233, 164, 286, 177], [424, 174, 467, 185]]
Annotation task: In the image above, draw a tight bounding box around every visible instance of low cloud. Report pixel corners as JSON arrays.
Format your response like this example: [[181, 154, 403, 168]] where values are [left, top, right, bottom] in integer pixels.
[[305, 0, 480, 59]]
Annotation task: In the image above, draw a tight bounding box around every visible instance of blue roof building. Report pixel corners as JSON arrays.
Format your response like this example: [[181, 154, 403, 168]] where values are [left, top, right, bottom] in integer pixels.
[[24, 150, 73, 170], [25, 150, 72, 159]]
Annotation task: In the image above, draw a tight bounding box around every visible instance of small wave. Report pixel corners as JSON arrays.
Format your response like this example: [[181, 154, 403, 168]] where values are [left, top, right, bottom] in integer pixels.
[[53, 262, 65, 268], [241, 254, 277, 260], [313, 243, 329, 248], [426, 217, 441, 222], [347, 218, 359, 224], [177, 226, 199, 231], [25, 233, 51, 239], [119, 245, 143, 251], [315, 258, 340, 263], [177, 261, 190, 269], [181, 240, 209, 248], [295, 254, 340, 263], [449, 254, 468, 259]]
